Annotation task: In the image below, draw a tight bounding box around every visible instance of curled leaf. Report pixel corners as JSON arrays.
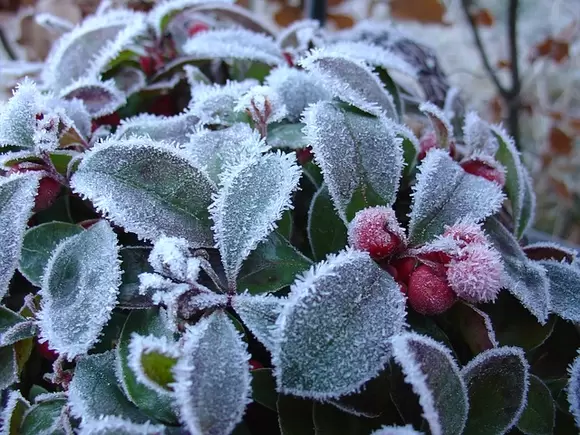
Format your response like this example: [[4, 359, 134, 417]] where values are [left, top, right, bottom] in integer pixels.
[[60, 78, 126, 118]]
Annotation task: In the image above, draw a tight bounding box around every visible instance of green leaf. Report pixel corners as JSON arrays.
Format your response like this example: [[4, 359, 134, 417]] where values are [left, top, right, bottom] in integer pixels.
[[517, 375, 555, 435], [237, 231, 312, 294], [19, 222, 84, 286], [68, 351, 150, 423], [462, 346, 529, 435], [0, 305, 36, 346], [267, 123, 308, 150], [0, 173, 40, 299], [312, 402, 383, 434], [70, 137, 216, 246], [116, 309, 178, 424], [277, 395, 315, 435], [444, 302, 497, 355], [376, 67, 403, 119], [232, 293, 282, 352], [118, 247, 154, 309], [307, 186, 347, 261], [49, 151, 76, 175], [0, 345, 17, 389], [20, 398, 67, 435], [37, 221, 121, 359], [0, 391, 30, 435], [538, 260, 580, 322], [492, 125, 535, 238], [251, 368, 277, 411]]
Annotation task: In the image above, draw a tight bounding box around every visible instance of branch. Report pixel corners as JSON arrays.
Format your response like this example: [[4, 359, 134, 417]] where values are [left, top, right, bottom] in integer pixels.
[[507, 0, 521, 97], [0, 26, 16, 60]]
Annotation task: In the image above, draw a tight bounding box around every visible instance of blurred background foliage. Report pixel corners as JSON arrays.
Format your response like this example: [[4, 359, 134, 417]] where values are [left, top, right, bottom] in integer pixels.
[[1, 0, 579, 244]]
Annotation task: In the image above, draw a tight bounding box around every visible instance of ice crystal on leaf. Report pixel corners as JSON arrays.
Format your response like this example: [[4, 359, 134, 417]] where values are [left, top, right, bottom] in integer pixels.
[[71, 137, 217, 247], [189, 80, 258, 126], [390, 332, 468, 435], [538, 260, 580, 322], [78, 416, 166, 435], [0, 172, 40, 299], [57, 97, 92, 140], [462, 112, 498, 155], [0, 391, 30, 435], [60, 78, 126, 118], [461, 347, 529, 435], [171, 311, 251, 435], [265, 67, 330, 122], [408, 149, 504, 245], [184, 28, 284, 65], [114, 112, 197, 144], [235, 85, 287, 125], [183, 123, 268, 184], [372, 426, 423, 435], [303, 101, 403, 222], [277, 19, 322, 52], [138, 272, 180, 298], [148, 236, 200, 283], [37, 221, 121, 359], [209, 151, 301, 288], [0, 79, 42, 149], [568, 351, 580, 428], [419, 102, 453, 148], [42, 9, 146, 92], [0, 348, 18, 393], [272, 248, 406, 399], [231, 292, 283, 353], [300, 49, 398, 119]]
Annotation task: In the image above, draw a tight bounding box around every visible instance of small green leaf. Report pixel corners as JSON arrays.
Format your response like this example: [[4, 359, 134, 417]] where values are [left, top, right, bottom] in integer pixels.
[[118, 247, 154, 309], [20, 398, 67, 435], [142, 353, 176, 388], [267, 123, 308, 150], [0, 345, 17, 389], [376, 67, 403, 119], [307, 186, 347, 261], [517, 375, 555, 435], [0, 305, 36, 346], [277, 395, 315, 435], [19, 222, 84, 286], [251, 368, 277, 411], [128, 333, 178, 394], [237, 231, 312, 294]]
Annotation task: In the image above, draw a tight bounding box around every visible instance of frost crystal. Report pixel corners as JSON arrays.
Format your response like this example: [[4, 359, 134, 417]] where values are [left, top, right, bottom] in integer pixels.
[[462, 112, 498, 155], [209, 152, 301, 287], [57, 97, 92, 139], [171, 311, 251, 435], [235, 85, 287, 125], [71, 137, 217, 247], [442, 219, 488, 247], [0, 391, 30, 435], [372, 426, 423, 435], [149, 237, 199, 283], [0, 79, 42, 149], [277, 19, 322, 52], [408, 149, 504, 245], [568, 351, 580, 428], [37, 221, 122, 359], [78, 416, 166, 435], [272, 248, 406, 399], [59, 78, 126, 118], [300, 49, 398, 119], [539, 260, 580, 322], [303, 101, 403, 222], [183, 28, 284, 65], [265, 67, 330, 122], [391, 333, 468, 435], [114, 112, 197, 144], [0, 172, 40, 299]]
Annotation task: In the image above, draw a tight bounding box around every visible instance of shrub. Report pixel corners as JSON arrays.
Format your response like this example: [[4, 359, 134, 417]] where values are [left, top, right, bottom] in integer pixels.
[[0, 1, 579, 434]]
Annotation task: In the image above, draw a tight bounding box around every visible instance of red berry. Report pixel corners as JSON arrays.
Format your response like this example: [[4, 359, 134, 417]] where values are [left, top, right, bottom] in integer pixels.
[[418, 130, 438, 160], [187, 22, 209, 36], [417, 250, 452, 266], [37, 340, 58, 362], [407, 265, 456, 315], [249, 359, 263, 371], [399, 282, 408, 295], [460, 157, 506, 187], [391, 257, 417, 285]]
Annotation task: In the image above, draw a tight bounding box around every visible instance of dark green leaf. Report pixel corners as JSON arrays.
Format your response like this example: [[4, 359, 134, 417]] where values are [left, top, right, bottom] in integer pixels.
[[517, 375, 555, 435], [268, 123, 308, 150], [539, 260, 580, 322], [307, 186, 347, 261], [277, 395, 315, 435], [0, 305, 36, 346], [20, 398, 67, 435], [313, 402, 383, 435], [0, 345, 17, 389], [251, 368, 277, 411], [118, 247, 154, 309]]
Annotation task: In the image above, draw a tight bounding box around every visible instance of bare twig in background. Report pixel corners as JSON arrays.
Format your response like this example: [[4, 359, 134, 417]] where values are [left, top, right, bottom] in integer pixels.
[[0, 26, 16, 60], [461, 0, 522, 149]]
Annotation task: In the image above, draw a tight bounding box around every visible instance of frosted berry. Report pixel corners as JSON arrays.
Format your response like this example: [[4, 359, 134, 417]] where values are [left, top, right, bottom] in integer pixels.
[[417, 250, 452, 266], [348, 206, 406, 260], [391, 256, 417, 285], [407, 265, 456, 315], [460, 157, 506, 187], [443, 220, 488, 248], [446, 244, 503, 303], [418, 130, 438, 160]]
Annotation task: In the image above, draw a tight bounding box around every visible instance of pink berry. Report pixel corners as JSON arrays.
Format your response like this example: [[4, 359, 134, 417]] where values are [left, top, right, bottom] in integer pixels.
[[446, 244, 503, 303], [407, 265, 456, 315], [460, 157, 506, 187], [418, 130, 438, 160], [443, 221, 488, 248], [348, 206, 406, 260]]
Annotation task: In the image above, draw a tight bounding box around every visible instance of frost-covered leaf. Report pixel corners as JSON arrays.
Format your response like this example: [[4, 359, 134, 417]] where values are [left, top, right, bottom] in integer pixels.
[[113, 66, 146, 97], [0, 390, 30, 435], [37, 220, 121, 359], [57, 97, 92, 139], [189, 80, 257, 126], [419, 102, 453, 148], [71, 137, 216, 246], [461, 346, 529, 435], [60, 78, 126, 118], [0, 306, 36, 347], [148, 0, 231, 37], [171, 311, 251, 435], [183, 28, 284, 65], [265, 67, 330, 122], [463, 112, 498, 155], [114, 112, 198, 144], [517, 374, 555, 435], [148, 236, 201, 283], [538, 260, 580, 322], [19, 398, 67, 435], [118, 247, 155, 309], [303, 101, 403, 222], [0, 79, 42, 149], [307, 185, 347, 261], [0, 172, 40, 299], [484, 218, 551, 324], [35, 13, 73, 34], [568, 352, 580, 429], [277, 18, 321, 51], [272, 248, 406, 398], [210, 152, 301, 288], [68, 350, 150, 422], [267, 123, 308, 150], [128, 333, 179, 395], [390, 332, 468, 435], [492, 124, 535, 238], [237, 231, 312, 294], [183, 123, 268, 184], [19, 222, 84, 287], [231, 293, 283, 352], [78, 415, 166, 435], [235, 85, 287, 125], [372, 426, 423, 435], [300, 50, 397, 119], [117, 309, 178, 424], [408, 149, 504, 245], [445, 302, 497, 354], [42, 10, 146, 91], [523, 242, 577, 263], [0, 345, 18, 390]]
